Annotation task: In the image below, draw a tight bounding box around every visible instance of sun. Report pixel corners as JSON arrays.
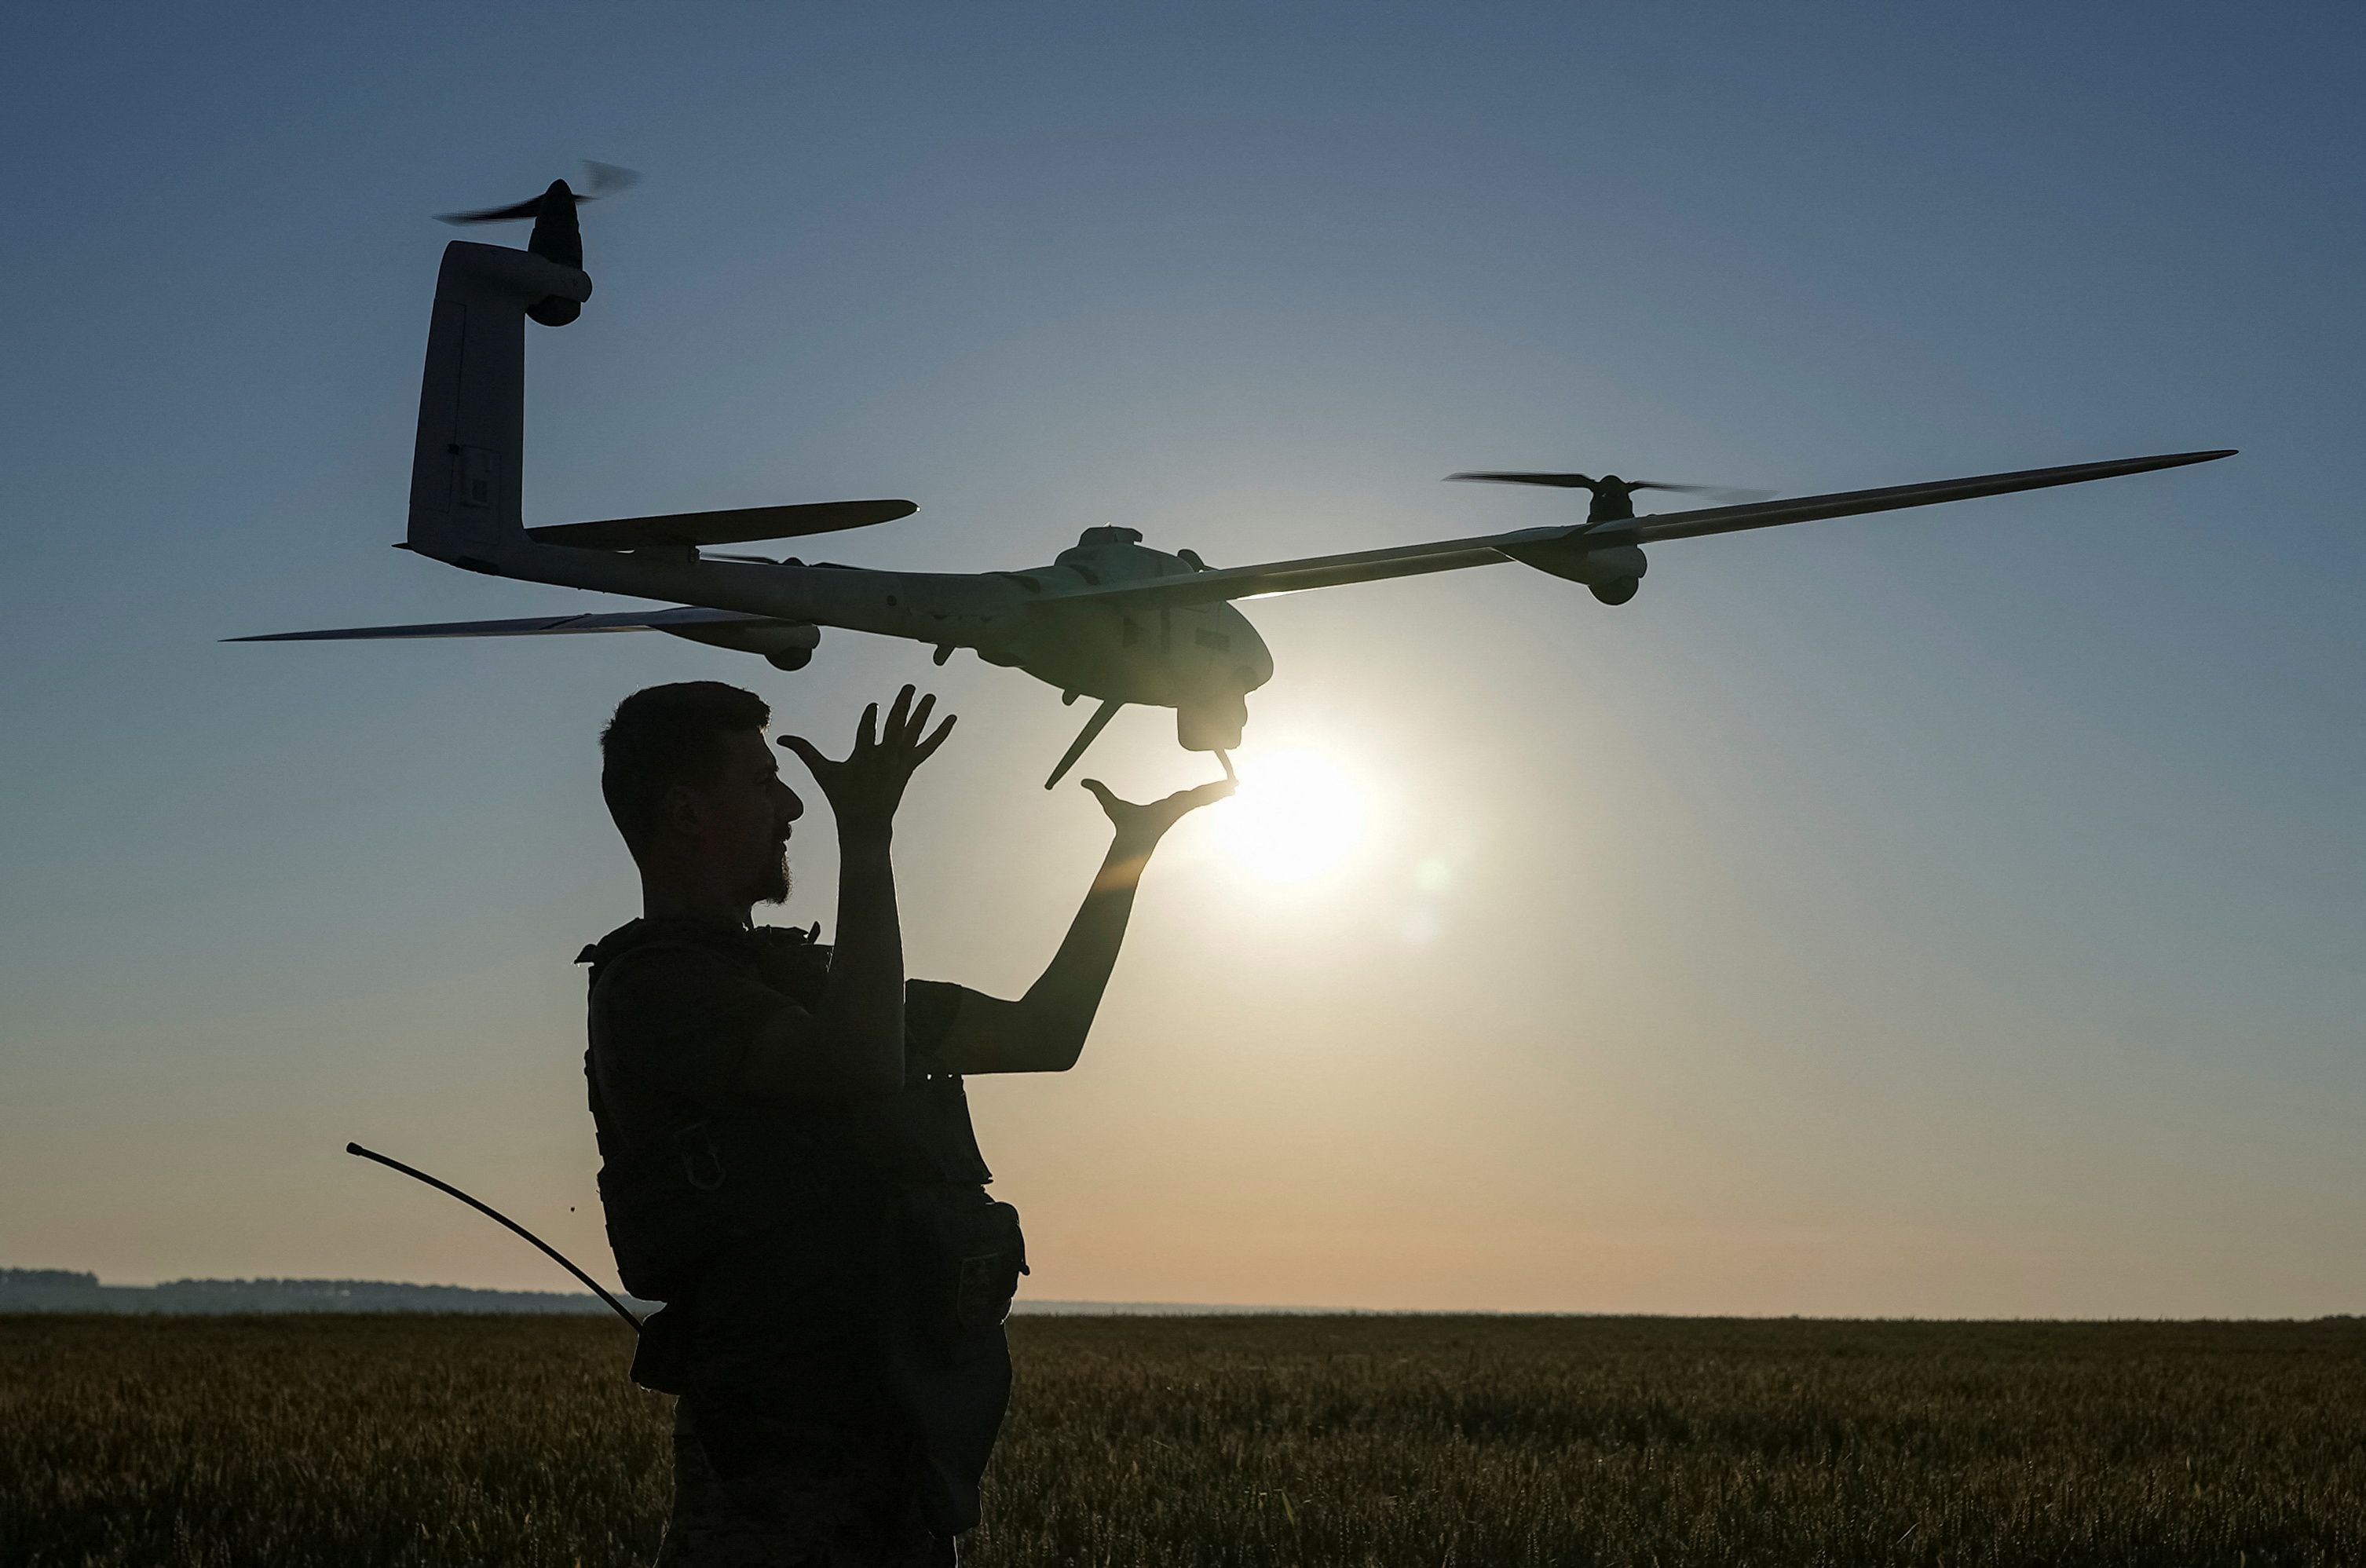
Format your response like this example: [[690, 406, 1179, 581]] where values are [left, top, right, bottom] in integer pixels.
[[1213, 750, 1370, 881]]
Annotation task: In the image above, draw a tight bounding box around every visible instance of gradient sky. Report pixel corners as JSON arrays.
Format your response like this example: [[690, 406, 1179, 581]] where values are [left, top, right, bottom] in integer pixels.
[[3, 2, 2360, 1317]]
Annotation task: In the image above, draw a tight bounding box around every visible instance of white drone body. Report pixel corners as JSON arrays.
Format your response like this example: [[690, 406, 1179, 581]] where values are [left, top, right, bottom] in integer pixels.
[[240, 191, 2233, 787]]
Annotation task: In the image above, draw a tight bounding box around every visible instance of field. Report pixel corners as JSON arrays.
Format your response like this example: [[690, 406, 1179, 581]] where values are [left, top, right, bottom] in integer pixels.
[[3, 1313, 2362, 1566]]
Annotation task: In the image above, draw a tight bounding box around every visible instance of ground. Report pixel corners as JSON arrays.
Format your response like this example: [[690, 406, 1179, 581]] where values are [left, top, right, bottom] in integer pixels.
[[3, 1312, 2361, 1566]]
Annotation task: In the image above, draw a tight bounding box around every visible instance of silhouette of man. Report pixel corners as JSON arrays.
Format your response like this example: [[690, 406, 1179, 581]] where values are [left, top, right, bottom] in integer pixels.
[[581, 681, 1228, 1566]]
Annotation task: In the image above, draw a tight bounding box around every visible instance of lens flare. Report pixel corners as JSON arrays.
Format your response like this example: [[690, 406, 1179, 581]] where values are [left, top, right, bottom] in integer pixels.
[[1215, 751, 1368, 881]]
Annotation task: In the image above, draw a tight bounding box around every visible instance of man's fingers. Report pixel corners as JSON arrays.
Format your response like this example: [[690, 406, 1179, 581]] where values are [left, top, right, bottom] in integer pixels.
[[1143, 780, 1234, 829], [913, 713, 959, 764], [777, 734, 829, 774], [884, 685, 915, 741], [1138, 780, 1234, 813], [855, 702, 880, 752], [1078, 778, 1118, 809], [906, 692, 937, 744]]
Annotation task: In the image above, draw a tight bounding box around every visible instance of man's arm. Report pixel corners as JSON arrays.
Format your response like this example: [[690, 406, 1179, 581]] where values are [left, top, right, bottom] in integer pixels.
[[740, 687, 955, 1098], [931, 777, 1231, 1075]]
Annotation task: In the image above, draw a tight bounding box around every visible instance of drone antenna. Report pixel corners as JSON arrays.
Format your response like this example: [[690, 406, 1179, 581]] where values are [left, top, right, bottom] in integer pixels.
[[346, 1142, 641, 1333]]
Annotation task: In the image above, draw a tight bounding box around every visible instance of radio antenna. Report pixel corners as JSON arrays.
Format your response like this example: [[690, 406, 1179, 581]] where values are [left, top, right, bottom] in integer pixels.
[[346, 1142, 642, 1333]]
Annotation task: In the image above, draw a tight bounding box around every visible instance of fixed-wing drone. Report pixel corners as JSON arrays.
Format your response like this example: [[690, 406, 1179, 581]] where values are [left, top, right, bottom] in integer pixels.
[[237, 174, 2234, 787]]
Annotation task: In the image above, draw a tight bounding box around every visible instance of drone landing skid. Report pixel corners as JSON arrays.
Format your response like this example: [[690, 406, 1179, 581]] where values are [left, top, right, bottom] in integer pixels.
[[1041, 706, 1241, 791], [1046, 699, 1124, 790]]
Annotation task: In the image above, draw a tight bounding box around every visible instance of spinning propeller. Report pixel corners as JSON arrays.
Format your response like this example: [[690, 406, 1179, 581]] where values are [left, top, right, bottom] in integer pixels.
[[436, 161, 641, 225], [430, 163, 638, 326], [1449, 469, 1775, 526], [1448, 472, 1774, 504]]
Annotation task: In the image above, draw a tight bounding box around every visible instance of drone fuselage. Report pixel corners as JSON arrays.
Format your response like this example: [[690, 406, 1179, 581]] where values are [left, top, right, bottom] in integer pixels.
[[421, 524, 1272, 751]]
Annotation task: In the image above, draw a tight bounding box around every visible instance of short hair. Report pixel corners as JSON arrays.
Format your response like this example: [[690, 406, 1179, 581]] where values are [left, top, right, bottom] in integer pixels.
[[600, 682, 772, 851]]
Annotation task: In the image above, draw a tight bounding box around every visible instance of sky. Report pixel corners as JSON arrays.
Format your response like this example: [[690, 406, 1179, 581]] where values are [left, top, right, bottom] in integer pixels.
[[2, 2, 2360, 1318]]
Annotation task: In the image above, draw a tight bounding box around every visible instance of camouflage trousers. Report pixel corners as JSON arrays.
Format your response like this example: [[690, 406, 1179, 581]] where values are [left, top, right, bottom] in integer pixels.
[[653, 1405, 955, 1568]]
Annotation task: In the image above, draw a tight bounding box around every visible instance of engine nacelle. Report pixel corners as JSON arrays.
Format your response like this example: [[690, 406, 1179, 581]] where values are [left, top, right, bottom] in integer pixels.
[[655, 620, 822, 671], [1498, 535, 1648, 597]]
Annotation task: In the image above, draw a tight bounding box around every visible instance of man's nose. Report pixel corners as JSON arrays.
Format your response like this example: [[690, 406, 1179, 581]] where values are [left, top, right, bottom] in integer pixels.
[[777, 783, 805, 823]]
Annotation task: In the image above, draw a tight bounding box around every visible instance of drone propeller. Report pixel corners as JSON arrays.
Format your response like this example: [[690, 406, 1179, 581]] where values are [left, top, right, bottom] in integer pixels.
[[1447, 472, 1775, 506], [433, 163, 637, 326], [1633, 481, 1776, 504], [437, 161, 640, 225]]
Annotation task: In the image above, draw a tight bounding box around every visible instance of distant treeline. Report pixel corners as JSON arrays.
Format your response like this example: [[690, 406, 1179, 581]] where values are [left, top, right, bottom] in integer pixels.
[[0, 1269, 1325, 1317], [1, 1269, 100, 1289], [0, 1269, 658, 1317]]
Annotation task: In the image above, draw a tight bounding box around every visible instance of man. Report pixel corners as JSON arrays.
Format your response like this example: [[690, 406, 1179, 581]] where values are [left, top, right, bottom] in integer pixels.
[[581, 680, 1228, 1566]]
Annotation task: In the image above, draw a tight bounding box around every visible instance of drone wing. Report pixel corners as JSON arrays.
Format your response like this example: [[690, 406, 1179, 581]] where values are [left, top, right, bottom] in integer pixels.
[[1040, 450, 2235, 611], [227, 606, 792, 642], [1621, 450, 2233, 546], [525, 499, 916, 550]]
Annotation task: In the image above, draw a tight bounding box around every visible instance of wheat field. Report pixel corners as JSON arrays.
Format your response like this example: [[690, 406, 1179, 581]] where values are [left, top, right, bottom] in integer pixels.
[[3, 1312, 2361, 1566]]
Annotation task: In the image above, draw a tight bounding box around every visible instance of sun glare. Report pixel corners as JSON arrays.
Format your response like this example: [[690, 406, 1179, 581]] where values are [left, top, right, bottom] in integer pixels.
[[1214, 750, 1370, 881]]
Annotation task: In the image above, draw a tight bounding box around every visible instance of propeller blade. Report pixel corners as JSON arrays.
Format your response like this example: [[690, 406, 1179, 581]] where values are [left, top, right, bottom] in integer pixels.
[[1634, 482, 1777, 504], [1446, 471, 1596, 488], [438, 195, 553, 225], [582, 160, 640, 196]]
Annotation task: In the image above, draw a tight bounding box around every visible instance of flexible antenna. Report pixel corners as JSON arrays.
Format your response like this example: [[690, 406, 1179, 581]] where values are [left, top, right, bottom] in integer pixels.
[[346, 1142, 642, 1332]]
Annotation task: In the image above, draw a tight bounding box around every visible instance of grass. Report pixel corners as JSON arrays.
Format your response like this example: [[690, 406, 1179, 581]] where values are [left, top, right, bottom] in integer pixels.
[[3, 1312, 2361, 1566]]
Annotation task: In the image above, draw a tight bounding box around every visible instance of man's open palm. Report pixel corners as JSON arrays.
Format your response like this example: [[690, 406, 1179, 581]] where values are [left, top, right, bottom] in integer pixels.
[[780, 685, 956, 836], [1081, 776, 1235, 851]]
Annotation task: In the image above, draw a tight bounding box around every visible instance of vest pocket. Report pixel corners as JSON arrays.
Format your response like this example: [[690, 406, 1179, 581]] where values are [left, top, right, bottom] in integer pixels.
[[892, 1186, 1028, 1357], [672, 1120, 727, 1191]]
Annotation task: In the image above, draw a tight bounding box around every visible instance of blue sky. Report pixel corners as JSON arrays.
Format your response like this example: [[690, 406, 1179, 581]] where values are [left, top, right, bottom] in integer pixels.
[[2, 2, 2359, 1314]]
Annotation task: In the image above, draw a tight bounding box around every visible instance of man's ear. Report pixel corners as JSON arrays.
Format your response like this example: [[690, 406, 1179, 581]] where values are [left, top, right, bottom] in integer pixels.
[[657, 781, 709, 839]]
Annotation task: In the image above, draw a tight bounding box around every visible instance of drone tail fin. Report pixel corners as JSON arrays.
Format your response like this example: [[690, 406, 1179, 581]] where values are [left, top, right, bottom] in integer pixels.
[[404, 238, 592, 568]]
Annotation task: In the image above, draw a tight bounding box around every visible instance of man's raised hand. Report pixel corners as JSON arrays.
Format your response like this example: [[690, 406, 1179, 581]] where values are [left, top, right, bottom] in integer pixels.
[[779, 685, 956, 839], [1080, 776, 1236, 857]]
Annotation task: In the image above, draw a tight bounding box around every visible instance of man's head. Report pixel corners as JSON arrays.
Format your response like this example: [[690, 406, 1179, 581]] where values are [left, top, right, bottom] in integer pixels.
[[601, 682, 803, 909]]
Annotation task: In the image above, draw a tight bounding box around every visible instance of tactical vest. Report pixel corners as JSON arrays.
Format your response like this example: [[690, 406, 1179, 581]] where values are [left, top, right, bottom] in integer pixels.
[[581, 920, 1024, 1536]]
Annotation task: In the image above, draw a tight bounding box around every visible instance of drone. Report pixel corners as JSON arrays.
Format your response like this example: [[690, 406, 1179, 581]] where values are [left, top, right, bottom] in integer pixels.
[[236, 171, 2235, 788]]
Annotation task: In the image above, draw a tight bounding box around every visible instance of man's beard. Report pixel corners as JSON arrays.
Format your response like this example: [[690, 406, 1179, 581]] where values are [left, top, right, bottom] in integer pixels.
[[752, 846, 792, 907]]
